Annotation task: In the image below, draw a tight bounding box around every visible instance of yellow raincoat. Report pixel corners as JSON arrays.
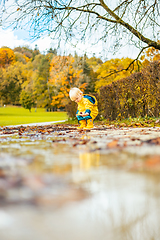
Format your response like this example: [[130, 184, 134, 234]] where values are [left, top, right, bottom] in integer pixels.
[[76, 94, 98, 120]]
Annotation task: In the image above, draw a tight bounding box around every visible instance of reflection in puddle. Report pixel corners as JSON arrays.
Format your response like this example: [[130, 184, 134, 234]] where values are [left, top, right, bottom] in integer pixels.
[[79, 151, 100, 170], [0, 134, 160, 240]]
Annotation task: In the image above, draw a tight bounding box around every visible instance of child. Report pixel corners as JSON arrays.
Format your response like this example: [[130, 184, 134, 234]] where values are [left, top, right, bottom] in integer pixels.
[[69, 87, 98, 129]]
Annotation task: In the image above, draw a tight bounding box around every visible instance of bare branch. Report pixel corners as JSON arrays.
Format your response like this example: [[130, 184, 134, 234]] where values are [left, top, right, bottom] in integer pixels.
[[66, 5, 117, 23], [1, 0, 160, 54], [99, 0, 160, 50], [102, 46, 150, 79], [113, 0, 134, 13]]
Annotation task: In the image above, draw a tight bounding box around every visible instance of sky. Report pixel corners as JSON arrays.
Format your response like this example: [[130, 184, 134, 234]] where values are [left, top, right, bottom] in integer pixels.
[[0, 26, 140, 61], [0, 27, 56, 53], [1, 0, 158, 61], [0, 0, 142, 61]]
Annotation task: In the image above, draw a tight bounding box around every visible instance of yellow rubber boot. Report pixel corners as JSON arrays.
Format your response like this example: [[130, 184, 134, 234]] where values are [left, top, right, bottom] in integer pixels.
[[84, 119, 94, 129], [77, 120, 87, 129]]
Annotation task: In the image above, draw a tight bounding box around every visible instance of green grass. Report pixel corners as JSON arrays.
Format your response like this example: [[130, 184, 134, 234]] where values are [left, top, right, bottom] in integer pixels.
[[0, 106, 68, 126], [2, 106, 159, 128]]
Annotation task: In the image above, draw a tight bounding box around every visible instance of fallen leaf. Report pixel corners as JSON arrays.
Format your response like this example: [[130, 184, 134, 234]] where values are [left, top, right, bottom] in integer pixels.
[[145, 156, 160, 167], [107, 140, 119, 148], [119, 123, 127, 127], [145, 137, 160, 145], [144, 156, 160, 172], [155, 120, 160, 124], [135, 123, 141, 126], [0, 169, 5, 178]]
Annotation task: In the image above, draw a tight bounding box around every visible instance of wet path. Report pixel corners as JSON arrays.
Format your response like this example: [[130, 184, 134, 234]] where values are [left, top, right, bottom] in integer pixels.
[[0, 125, 160, 240]]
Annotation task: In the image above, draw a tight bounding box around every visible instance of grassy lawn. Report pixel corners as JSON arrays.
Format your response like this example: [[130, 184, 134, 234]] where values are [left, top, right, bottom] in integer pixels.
[[0, 106, 67, 126]]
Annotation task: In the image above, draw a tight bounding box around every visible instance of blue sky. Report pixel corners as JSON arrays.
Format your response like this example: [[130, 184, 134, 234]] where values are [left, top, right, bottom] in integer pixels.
[[0, 0, 141, 60], [0, 26, 140, 61], [1, 0, 159, 61], [0, 27, 56, 52]]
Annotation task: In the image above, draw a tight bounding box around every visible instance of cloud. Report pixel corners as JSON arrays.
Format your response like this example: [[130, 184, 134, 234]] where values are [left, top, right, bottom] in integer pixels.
[[0, 27, 139, 60], [0, 28, 59, 53], [0, 27, 103, 58], [0, 27, 53, 51], [0, 27, 29, 48], [30, 36, 53, 53]]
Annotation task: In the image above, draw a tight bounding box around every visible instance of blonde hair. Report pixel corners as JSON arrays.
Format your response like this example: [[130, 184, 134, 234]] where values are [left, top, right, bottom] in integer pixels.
[[69, 87, 83, 101]]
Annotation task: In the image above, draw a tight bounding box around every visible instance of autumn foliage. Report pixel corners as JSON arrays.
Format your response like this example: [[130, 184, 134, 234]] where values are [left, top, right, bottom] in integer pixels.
[[49, 55, 86, 108], [95, 57, 139, 92], [0, 47, 15, 68], [99, 61, 160, 120], [0, 45, 160, 118], [141, 41, 160, 66]]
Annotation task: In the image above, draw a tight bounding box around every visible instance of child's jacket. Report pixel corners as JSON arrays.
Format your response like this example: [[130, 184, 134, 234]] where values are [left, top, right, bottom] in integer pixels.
[[77, 94, 98, 120]]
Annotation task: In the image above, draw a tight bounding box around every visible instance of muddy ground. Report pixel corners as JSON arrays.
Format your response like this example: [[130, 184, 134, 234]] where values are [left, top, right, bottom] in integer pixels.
[[0, 124, 160, 240]]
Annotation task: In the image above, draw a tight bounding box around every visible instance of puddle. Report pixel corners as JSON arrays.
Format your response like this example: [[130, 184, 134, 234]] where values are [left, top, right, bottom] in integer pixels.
[[0, 125, 160, 240]]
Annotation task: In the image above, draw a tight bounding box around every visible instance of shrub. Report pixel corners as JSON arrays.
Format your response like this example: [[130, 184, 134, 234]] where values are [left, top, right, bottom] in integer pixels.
[[99, 61, 160, 120]]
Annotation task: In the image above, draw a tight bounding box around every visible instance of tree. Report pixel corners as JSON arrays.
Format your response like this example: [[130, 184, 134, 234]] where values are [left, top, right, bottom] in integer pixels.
[[1, 0, 160, 62], [20, 90, 35, 112], [0, 47, 15, 68], [86, 57, 103, 72], [32, 44, 40, 61], [32, 54, 54, 110], [13, 46, 33, 59], [47, 48, 57, 55], [95, 57, 140, 91], [0, 61, 30, 104], [75, 54, 98, 93], [14, 51, 30, 64], [49, 55, 86, 108], [140, 41, 160, 66]]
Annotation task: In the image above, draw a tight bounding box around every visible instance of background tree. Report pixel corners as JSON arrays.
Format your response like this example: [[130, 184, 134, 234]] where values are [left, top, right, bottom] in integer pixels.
[[0, 61, 30, 104], [13, 46, 33, 59], [20, 90, 35, 112], [74, 53, 97, 93], [13, 46, 40, 61], [14, 51, 30, 64], [141, 41, 160, 66], [95, 57, 140, 92], [0, 47, 15, 68], [32, 53, 54, 110], [1, 0, 160, 63], [86, 57, 103, 72], [49, 55, 86, 109], [47, 48, 57, 55]]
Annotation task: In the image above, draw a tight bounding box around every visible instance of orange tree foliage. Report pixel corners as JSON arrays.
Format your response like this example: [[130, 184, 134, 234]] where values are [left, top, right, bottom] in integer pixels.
[[0, 47, 15, 68], [99, 61, 160, 120], [141, 42, 160, 67], [49, 55, 86, 109], [95, 58, 139, 92]]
